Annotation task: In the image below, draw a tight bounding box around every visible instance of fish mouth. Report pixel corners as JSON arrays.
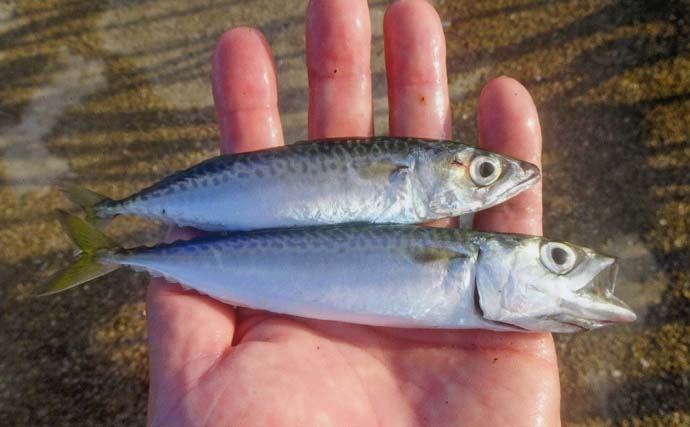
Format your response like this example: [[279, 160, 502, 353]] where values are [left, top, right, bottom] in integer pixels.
[[495, 161, 541, 203], [515, 162, 541, 191], [560, 262, 637, 329]]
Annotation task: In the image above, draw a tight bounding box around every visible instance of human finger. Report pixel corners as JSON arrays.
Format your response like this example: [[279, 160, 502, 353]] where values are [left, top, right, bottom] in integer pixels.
[[384, 0, 451, 139], [385, 0, 454, 227], [213, 27, 284, 153], [307, 0, 373, 138], [147, 27, 284, 420], [473, 76, 543, 234]]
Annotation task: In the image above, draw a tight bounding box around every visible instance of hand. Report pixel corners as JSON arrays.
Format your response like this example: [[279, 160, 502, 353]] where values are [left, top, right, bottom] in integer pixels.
[[146, 1, 560, 425]]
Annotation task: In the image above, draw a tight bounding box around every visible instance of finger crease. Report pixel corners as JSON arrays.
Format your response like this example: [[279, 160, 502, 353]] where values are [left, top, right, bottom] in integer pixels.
[[309, 71, 369, 82], [224, 105, 277, 114]]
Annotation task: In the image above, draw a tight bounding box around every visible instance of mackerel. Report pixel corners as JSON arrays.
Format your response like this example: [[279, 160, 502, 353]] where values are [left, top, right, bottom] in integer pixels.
[[64, 137, 540, 231], [40, 214, 635, 333]]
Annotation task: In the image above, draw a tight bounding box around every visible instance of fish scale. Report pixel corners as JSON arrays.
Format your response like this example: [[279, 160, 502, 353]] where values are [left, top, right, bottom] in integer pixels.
[[41, 215, 637, 333], [111, 224, 489, 329], [64, 137, 541, 231], [108, 139, 405, 212]]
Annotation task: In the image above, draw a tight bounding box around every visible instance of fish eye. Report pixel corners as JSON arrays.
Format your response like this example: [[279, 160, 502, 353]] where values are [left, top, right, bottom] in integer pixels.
[[469, 156, 501, 186], [540, 242, 577, 275]]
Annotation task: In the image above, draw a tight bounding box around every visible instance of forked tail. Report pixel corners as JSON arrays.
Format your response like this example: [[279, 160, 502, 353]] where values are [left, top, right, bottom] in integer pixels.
[[36, 211, 122, 296]]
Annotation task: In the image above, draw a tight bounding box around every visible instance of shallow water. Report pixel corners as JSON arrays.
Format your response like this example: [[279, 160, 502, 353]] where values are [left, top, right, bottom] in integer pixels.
[[0, 0, 688, 425]]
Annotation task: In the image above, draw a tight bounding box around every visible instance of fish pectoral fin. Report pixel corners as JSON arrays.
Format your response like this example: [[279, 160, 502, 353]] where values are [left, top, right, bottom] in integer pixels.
[[358, 162, 409, 180], [405, 247, 467, 264], [386, 166, 413, 201], [371, 165, 416, 222]]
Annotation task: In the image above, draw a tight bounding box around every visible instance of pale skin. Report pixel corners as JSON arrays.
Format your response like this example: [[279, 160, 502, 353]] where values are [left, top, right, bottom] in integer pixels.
[[146, 0, 561, 425]]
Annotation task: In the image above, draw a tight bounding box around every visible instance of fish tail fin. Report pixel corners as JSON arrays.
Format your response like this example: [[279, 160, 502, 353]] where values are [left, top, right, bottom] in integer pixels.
[[60, 184, 114, 227], [36, 211, 122, 296]]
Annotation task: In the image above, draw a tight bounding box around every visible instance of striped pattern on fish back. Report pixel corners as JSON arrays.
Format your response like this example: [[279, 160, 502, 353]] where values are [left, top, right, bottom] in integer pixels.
[[125, 224, 479, 259], [105, 137, 455, 211]]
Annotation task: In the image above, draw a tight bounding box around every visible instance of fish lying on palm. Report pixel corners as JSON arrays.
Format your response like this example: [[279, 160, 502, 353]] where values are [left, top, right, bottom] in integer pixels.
[[40, 213, 635, 333], [63, 137, 540, 231]]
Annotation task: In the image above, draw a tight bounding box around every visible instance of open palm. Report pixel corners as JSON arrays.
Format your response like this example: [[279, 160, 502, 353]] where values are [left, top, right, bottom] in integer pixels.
[[146, 1, 560, 426]]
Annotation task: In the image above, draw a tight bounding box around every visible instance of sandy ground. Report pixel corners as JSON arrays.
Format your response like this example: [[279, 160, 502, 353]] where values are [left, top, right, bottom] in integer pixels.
[[0, 0, 688, 425]]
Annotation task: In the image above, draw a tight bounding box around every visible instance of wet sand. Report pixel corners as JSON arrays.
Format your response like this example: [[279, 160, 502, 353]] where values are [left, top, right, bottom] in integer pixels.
[[0, 1, 688, 425]]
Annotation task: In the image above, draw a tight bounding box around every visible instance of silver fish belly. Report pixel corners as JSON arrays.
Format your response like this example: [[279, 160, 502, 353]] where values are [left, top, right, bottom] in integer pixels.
[[103, 225, 635, 332], [75, 137, 539, 231], [42, 215, 636, 333], [112, 225, 494, 329]]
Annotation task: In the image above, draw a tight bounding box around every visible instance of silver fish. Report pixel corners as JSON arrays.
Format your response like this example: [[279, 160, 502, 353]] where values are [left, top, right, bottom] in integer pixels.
[[63, 137, 540, 231], [41, 214, 635, 333]]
